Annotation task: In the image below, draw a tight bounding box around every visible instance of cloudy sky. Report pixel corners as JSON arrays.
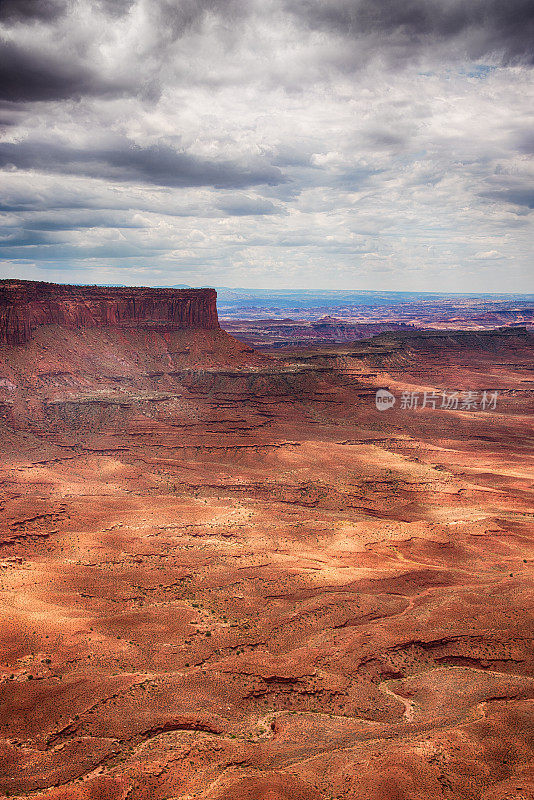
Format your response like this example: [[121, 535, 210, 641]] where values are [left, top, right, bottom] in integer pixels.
[[0, 0, 532, 291]]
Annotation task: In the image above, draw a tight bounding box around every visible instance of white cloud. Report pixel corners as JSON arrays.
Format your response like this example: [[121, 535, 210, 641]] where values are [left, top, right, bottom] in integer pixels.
[[474, 250, 503, 259], [0, 0, 532, 291]]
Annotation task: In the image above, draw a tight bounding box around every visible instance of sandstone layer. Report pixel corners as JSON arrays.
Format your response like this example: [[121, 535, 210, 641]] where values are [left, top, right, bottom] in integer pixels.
[[0, 280, 219, 345], [0, 283, 532, 800]]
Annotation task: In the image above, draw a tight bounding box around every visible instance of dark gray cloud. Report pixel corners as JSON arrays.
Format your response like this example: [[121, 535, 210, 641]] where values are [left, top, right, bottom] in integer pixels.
[[481, 189, 534, 208], [0, 0, 65, 23], [515, 131, 534, 154], [0, 139, 285, 188], [154, 0, 247, 37], [22, 212, 147, 230], [288, 0, 534, 64], [0, 241, 157, 259], [0, 229, 54, 247], [0, 1, 251, 105], [0, 40, 132, 102], [0, 0, 532, 111], [95, 0, 136, 18], [0, 0, 135, 23]]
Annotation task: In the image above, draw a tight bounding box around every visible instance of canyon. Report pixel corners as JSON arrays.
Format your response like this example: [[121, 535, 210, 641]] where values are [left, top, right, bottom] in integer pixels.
[[0, 282, 532, 800]]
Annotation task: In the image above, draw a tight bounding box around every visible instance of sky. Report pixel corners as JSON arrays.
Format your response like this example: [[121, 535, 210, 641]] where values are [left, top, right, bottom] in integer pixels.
[[0, 0, 533, 292]]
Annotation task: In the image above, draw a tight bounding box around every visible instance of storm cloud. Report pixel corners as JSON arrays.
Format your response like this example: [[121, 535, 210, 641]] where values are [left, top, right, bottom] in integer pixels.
[[0, 40, 130, 102], [0, 139, 284, 188], [287, 0, 534, 65], [0, 0, 532, 291], [0, 0, 65, 23]]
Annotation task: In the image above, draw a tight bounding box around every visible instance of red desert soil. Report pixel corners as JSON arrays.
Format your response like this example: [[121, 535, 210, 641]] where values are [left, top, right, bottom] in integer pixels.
[[0, 282, 533, 800]]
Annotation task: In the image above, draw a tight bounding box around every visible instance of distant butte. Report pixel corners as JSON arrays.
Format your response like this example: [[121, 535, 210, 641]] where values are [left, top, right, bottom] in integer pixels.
[[0, 280, 219, 345]]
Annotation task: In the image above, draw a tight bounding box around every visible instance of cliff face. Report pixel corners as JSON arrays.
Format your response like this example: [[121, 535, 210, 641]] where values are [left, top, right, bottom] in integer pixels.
[[0, 280, 219, 345]]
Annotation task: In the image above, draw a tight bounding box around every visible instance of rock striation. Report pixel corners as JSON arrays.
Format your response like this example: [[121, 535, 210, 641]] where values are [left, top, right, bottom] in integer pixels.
[[0, 289, 533, 799], [0, 280, 219, 345]]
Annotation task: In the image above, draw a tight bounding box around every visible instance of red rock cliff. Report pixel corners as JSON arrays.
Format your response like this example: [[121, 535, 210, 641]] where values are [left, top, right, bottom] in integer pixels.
[[0, 280, 219, 345]]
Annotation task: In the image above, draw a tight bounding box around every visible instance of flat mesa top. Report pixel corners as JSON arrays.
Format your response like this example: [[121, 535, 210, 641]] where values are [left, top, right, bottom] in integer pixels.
[[0, 280, 216, 305], [0, 280, 220, 343]]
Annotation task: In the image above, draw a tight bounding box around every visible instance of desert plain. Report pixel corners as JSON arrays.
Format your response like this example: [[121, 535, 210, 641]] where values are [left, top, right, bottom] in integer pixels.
[[0, 281, 533, 800]]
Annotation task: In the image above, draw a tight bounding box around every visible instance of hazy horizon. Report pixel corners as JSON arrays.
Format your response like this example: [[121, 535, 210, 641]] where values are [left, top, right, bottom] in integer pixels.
[[3, 278, 534, 301]]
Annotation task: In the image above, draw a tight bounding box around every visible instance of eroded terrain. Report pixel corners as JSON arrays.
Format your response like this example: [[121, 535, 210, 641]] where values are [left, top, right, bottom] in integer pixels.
[[0, 317, 533, 799]]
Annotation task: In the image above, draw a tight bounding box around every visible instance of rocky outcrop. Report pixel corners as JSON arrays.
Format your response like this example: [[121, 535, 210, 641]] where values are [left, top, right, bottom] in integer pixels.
[[0, 280, 219, 345], [221, 318, 415, 349]]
